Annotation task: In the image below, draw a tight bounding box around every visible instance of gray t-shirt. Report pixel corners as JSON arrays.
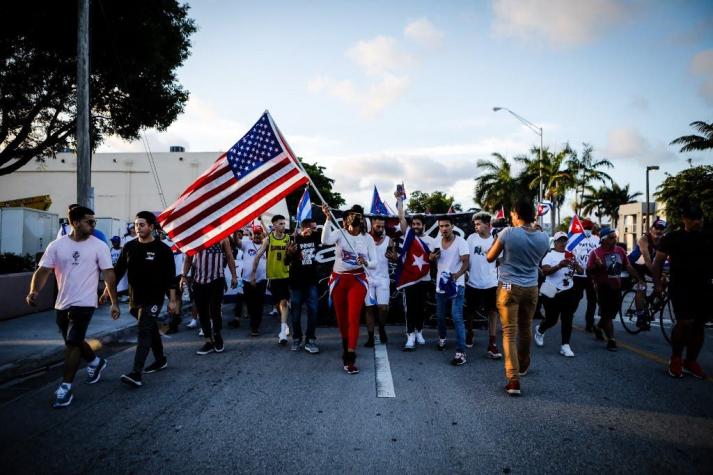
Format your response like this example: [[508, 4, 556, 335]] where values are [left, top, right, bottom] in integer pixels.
[[496, 226, 549, 287]]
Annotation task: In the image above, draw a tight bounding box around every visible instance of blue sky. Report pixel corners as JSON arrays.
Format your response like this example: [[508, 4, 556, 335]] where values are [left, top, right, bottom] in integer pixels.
[[100, 0, 713, 212]]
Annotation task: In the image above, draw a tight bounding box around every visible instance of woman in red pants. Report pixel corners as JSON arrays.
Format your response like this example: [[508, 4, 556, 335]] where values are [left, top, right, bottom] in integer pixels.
[[321, 204, 376, 374]]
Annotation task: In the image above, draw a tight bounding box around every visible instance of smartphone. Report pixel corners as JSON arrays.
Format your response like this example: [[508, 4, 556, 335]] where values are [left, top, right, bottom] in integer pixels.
[[396, 183, 405, 198], [433, 247, 441, 255]]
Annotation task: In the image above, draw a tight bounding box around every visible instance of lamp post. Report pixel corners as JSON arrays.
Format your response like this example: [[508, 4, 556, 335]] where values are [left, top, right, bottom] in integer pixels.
[[645, 165, 659, 236], [493, 107, 544, 226]]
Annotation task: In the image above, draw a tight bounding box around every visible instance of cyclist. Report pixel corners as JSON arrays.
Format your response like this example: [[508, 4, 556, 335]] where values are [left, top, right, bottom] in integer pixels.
[[629, 218, 667, 329], [653, 204, 712, 379]]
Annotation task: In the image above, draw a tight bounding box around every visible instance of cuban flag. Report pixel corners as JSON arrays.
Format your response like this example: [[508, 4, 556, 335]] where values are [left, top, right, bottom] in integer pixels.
[[394, 228, 431, 290], [494, 206, 505, 220], [370, 186, 390, 216], [537, 200, 552, 217], [296, 187, 312, 224], [566, 214, 586, 252]]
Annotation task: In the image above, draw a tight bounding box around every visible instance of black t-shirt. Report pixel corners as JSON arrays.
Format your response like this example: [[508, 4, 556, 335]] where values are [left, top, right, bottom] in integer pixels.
[[114, 238, 177, 307], [287, 233, 322, 287], [657, 228, 713, 294]]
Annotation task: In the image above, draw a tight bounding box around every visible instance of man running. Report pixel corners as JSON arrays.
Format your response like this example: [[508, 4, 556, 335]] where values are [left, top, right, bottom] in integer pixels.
[[181, 238, 237, 355], [254, 215, 291, 344], [572, 219, 599, 332], [111, 211, 178, 387], [363, 215, 395, 347], [397, 196, 434, 351], [286, 218, 322, 353], [587, 227, 641, 352], [431, 216, 469, 366], [629, 218, 667, 329], [27, 206, 119, 408], [653, 204, 712, 379], [465, 212, 502, 359]]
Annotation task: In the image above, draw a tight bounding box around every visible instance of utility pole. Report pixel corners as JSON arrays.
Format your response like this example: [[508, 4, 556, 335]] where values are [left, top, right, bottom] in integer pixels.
[[76, 0, 91, 207]]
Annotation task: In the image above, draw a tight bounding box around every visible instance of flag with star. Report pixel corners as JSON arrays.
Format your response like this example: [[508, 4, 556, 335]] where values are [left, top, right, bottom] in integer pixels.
[[159, 111, 309, 256], [394, 228, 431, 290]]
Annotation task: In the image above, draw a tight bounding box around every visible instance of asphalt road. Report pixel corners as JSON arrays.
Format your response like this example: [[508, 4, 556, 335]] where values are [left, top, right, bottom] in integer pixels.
[[1, 302, 712, 474]]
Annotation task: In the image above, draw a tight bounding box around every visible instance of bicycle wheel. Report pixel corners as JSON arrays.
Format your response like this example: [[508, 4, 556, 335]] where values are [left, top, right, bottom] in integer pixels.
[[658, 298, 676, 344], [619, 289, 642, 334]]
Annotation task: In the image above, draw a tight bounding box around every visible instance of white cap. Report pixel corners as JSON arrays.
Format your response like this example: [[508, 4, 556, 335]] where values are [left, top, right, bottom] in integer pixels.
[[553, 231, 568, 241]]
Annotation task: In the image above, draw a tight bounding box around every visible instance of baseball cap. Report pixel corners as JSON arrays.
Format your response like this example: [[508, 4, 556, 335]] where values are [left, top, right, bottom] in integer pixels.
[[600, 226, 616, 239], [553, 231, 568, 241], [251, 224, 264, 233], [110, 235, 121, 243], [581, 218, 594, 230], [652, 218, 667, 229]]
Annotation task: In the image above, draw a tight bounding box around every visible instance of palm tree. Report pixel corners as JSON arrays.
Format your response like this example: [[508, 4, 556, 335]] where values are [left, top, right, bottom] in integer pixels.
[[473, 153, 534, 215], [580, 185, 606, 225], [515, 144, 575, 229], [670, 120, 713, 152], [598, 183, 642, 228], [566, 143, 613, 215]]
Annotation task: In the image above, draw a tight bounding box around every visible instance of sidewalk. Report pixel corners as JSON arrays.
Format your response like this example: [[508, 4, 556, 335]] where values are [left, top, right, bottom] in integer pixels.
[[0, 302, 143, 384]]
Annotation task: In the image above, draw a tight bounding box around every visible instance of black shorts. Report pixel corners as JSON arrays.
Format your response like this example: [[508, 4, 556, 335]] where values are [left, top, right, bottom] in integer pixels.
[[596, 285, 621, 320], [465, 286, 497, 314], [670, 289, 709, 323], [269, 278, 290, 302], [56, 306, 95, 345]]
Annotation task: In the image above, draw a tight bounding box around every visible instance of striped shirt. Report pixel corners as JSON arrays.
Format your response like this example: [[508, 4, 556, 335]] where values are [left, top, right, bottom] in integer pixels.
[[193, 243, 225, 284]]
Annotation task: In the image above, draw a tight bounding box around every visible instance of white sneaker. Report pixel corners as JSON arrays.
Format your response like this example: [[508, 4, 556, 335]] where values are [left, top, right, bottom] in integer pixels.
[[560, 344, 575, 357], [403, 333, 416, 351], [186, 319, 198, 329], [285, 324, 290, 337], [415, 330, 426, 345], [534, 325, 544, 347], [269, 309, 279, 318], [278, 327, 288, 344], [198, 328, 204, 337]]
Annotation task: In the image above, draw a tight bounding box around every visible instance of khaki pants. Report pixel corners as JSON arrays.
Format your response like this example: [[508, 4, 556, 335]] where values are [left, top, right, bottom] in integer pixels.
[[496, 283, 539, 381]]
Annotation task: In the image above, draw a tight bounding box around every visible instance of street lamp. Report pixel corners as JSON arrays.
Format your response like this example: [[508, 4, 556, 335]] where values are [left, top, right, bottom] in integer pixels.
[[493, 107, 544, 225], [645, 165, 659, 235]]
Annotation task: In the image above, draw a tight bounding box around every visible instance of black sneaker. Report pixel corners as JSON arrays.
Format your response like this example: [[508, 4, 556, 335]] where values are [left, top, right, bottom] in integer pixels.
[[378, 327, 388, 344], [451, 352, 467, 366], [436, 338, 446, 351], [364, 337, 375, 348], [214, 335, 224, 353], [606, 339, 618, 352], [465, 332, 474, 348], [121, 372, 143, 387], [592, 326, 605, 341], [86, 357, 108, 384], [144, 357, 168, 374], [196, 341, 215, 355]]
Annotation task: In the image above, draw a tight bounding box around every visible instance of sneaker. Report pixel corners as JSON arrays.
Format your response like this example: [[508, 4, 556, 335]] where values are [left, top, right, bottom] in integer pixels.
[[559, 344, 575, 358], [505, 379, 521, 396], [144, 357, 168, 373], [198, 328, 204, 337], [278, 328, 288, 345], [636, 313, 650, 331], [668, 357, 683, 378], [451, 352, 467, 366], [228, 319, 241, 329], [487, 344, 503, 359], [364, 336, 375, 348], [186, 319, 199, 329], [606, 339, 617, 352], [403, 333, 416, 352], [291, 339, 302, 351], [304, 340, 320, 354], [86, 358, 108, 384], [120, 372, 143, 388], [344, 363, 359, 374], [378, 327, 388, 344], [683, 360, 707, 379], [250, 330, 260, 337], [465, 332, 474, 348], [415, 330, 426, 345], [592, 326, 605, 341], [269, 309, 279, 318], [519, 362, 530, 377], [52, 384, 73, 408], [214, 335, 224, 353], [196, 342, 215, 355], [534, 326, 544, 347], [436, 338, 446, 351]]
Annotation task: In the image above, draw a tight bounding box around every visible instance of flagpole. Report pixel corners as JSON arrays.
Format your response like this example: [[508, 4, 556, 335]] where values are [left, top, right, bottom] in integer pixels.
[[266, 111, 366, 268]]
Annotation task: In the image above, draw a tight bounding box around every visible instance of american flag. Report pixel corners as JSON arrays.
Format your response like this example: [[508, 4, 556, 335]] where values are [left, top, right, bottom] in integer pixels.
[[159, 111, 309, 256], [192, 243, 226, 284]]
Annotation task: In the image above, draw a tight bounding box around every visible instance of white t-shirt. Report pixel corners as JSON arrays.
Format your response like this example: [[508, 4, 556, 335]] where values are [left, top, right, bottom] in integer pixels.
[[572, 234, 599, 277], [368, 234, 391, 281], [321, 223, 377, 273], [542, 250, 575, 291], [162, 238, 184, 277], [38, 235, 113, 310], [435, 235, 469, 292], [466, 233, 498, 289], [240, 237, 267, 282], [110, 247, 122, 266], [416, 233, 435, 282]]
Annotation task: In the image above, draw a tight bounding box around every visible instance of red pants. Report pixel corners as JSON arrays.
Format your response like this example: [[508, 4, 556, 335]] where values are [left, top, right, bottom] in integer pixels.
[[331, 272, 367, 350]]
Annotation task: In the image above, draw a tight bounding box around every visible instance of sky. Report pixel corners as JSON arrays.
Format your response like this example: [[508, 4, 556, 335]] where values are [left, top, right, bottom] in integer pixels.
[[99, 0, 713, 213]]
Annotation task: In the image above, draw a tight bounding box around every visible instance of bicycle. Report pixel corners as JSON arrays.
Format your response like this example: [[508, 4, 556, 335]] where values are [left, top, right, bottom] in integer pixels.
[[619, 278, 676, 343]]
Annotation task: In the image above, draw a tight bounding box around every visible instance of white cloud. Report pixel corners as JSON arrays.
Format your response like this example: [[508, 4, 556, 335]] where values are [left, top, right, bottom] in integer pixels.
[[307, 73, 410, 118], [404, 18, 444, 48], [690, 50, 713, 106], [606, 127, 676, 165], [346, 36, 413, 76], [491, 0, 633, 48]]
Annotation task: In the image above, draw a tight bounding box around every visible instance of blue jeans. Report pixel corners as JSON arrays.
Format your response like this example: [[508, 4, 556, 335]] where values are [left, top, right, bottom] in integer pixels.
[[436, 285, 466, 352], [290, 284, 318, 341]]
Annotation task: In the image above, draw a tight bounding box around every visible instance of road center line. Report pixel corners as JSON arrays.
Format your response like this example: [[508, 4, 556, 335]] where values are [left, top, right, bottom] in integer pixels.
[[374, 342, 396, 398]]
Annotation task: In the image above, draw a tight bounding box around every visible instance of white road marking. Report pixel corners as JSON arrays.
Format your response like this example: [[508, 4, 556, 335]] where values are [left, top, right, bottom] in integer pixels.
[[374, 342, 395, 398]]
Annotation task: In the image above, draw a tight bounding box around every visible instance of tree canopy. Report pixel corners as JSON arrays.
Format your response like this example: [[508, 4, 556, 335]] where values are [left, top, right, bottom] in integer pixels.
[[670, 121, 713, 153], [407, 190, 460, 214], [0, 1, 196, 175], [655, 165, 713, 228], [285, 159, 345, 220]]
